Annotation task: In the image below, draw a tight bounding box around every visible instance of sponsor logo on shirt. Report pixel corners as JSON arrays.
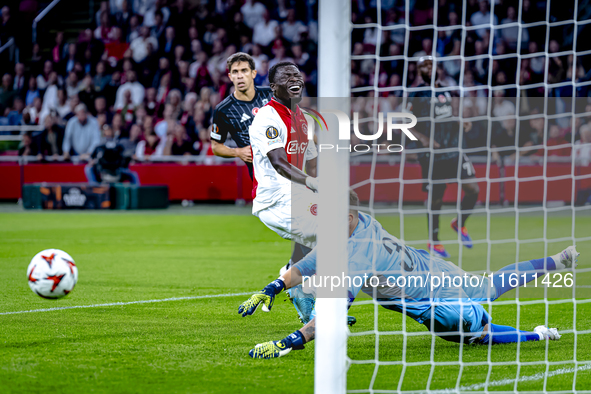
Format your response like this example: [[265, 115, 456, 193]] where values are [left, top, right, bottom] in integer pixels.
[[240, 113, 251, 122], [286, 141, 308, 154], [252, 107, 259, 115]]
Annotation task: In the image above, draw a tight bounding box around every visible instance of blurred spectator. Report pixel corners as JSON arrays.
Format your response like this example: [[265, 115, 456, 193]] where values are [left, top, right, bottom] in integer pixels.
[[144, 87, 158, 115], [575, 124, 591, 166], [500, 6, 528, 50], [86, 124, 140, 184], [114, 0, 131, 29], [0, 6, 16, 48], [7, 97, 24, 125], [521, 113, 545, 154], [491, 117, 517, 161], [103, 27, 129, 63], [120, 122, 142, 158], [62, 103, 101, 159], [25, 76, 39, 106], [62, 43, 78, 75], [269, 44, 293, 69], [94, 96, 112, 124], [112, 109, 129, 137], [241, 0, 266, 29], [115, 70, 145, 109], [95, 1, 109, 27], [65, 72, 81, 98], [0, 73, 15, 113], [130, 26, 158, 63], [13, 63, 25, 94], [143, 0, 170, 28], [546, 124, 570, 156], [160, 26, 177, 59], [470, 0, 497, 39], [52, 31, 65, 63], [18, 131, 41, 157], [93, 61, 111, 92], [26, 96, 43, 125], [254, 56, 269, 86], [39, 114, 64, 158], [492, 90, 515, 118], [154, 103, 175, 137], [55, 88, 72, 119], [252, 10, 278, 47], [163, 123, 193, 156], [37, 61, 55, 92], [282, 9, 304, 43], [39, 114, 64, 159], [127, 14, 141, 42], [151, 10, 166, 41], [30, 43, 43, 76], [95, 11, 116, 43], [135, 127, 163, 160]]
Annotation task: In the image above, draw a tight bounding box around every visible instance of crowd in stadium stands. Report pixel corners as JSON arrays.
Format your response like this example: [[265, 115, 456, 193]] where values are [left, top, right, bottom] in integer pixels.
[[0, 0, 589, 163]]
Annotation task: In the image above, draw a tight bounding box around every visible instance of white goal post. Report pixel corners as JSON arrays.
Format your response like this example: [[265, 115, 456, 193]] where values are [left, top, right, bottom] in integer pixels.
[[316, 0, 352, 393]]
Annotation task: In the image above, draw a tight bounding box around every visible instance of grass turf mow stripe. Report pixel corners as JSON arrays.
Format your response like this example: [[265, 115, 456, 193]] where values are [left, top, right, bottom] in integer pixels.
[[0, 292, 252, 316], [438, 363, 591, 392]]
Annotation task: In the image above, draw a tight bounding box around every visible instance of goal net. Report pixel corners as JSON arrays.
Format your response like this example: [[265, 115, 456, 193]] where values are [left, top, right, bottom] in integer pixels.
[[316, 0, 591, 392]]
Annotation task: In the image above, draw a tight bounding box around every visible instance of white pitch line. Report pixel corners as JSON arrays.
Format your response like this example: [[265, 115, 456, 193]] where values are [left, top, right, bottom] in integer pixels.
[[0, 292, 252, 316], [437, 363, 591, 393]]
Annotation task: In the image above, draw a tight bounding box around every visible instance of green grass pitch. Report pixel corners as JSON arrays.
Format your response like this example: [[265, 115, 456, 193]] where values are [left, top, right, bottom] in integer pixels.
[[0, 207, 590, 393]]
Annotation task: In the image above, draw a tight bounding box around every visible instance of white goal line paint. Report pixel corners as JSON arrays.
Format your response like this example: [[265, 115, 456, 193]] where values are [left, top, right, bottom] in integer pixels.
[[0, 292, 252, 316], [437, 363, 591, 393]]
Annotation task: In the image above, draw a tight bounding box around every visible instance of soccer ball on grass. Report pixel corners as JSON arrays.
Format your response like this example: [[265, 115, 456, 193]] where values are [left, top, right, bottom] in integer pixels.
[[27, 249, 78, 299]]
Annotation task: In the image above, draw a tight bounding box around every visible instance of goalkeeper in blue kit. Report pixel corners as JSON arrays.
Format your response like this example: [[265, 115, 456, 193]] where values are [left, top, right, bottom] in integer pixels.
[[238, 192, 579, 359]]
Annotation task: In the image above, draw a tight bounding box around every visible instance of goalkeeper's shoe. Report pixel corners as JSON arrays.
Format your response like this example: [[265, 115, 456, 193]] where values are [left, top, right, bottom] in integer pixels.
[[556, 246, 580, 269], [428, 243, 450, 258], [287, 285, 315, 324], [249, 340, 293, 359], [292, 296, 315, 325], [451, 218, 473, 249], [534, 325, 561, 340]]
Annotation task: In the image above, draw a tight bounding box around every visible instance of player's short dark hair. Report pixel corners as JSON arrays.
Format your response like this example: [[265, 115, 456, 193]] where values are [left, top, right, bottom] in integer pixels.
[[350, 190, 360, 215], [269, 61, 298, 84], [226, 52, 255, 73]]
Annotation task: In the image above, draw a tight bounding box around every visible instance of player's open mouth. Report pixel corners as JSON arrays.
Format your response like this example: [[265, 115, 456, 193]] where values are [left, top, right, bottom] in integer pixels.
[[288, 85, 302, 94]]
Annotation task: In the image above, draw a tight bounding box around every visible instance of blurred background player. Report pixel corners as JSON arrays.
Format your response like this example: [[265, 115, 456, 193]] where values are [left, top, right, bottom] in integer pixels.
[[210, 52, 273, 179], [409, 56, 480, 258]]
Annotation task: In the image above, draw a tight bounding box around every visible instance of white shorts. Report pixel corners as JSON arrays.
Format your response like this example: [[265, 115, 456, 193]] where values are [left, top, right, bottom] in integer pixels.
[[254, 184, 318, 249]]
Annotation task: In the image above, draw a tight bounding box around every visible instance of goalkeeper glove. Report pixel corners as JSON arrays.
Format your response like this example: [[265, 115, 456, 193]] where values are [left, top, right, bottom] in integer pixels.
[[249, 330, 305, 359], [238, 278, 285, 317]]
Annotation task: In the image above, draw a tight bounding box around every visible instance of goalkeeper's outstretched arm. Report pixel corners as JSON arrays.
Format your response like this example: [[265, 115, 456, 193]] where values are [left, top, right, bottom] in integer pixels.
[[248, 317, 316, 359], [238, 266, 316, 359]]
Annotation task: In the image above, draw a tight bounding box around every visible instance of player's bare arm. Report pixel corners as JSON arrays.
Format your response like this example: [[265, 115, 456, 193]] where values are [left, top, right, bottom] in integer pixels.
[[305, 157, 317, 178], [211, 140, 252, 162], [267, 147, 316, 190]]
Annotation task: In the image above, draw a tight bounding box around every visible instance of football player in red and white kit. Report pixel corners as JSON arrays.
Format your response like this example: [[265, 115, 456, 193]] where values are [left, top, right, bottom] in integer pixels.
[[248, 62, 319, 324], [249, 62, 319, 250]]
